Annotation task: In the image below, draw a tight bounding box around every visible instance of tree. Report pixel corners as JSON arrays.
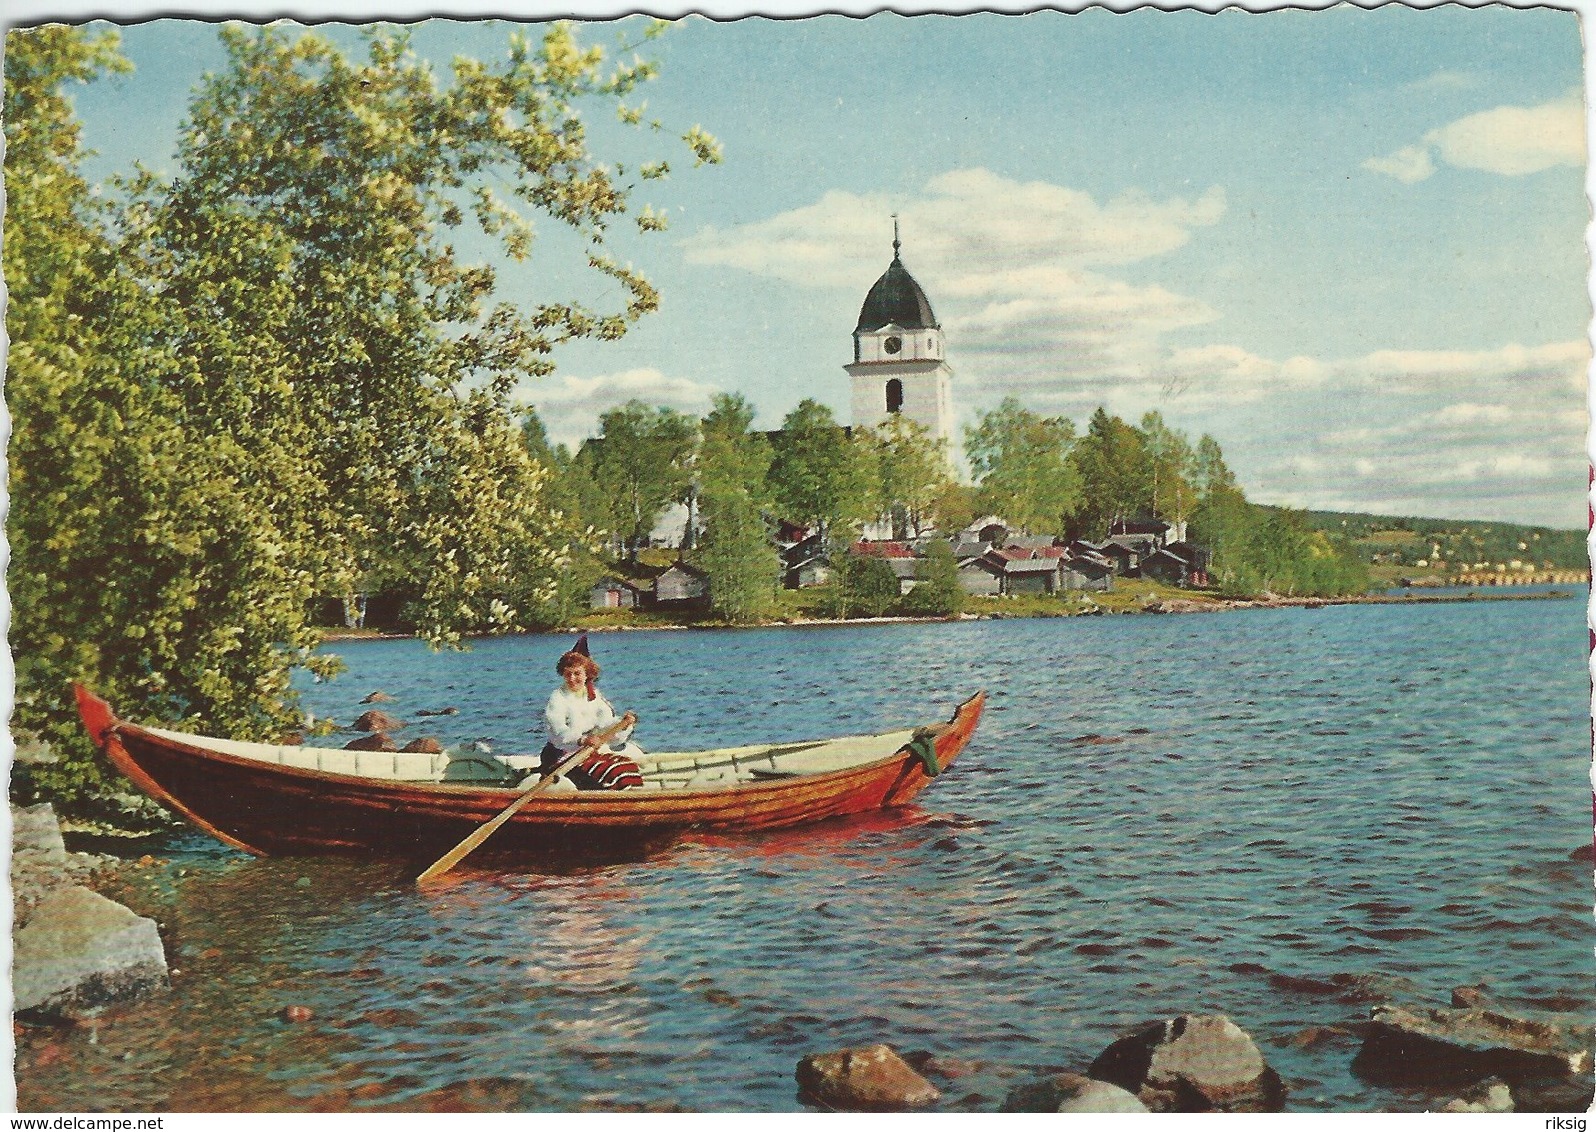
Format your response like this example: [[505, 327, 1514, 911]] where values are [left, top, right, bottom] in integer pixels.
[[866, 415, 954, 538], [828, 552, 900, 619], [694, 394, 779, 622], [767, 400, 876, 538], [964, 397, 1081, 535], [5, 22, 717, 815], [1139, 411, 1196, 526], [586, 401, 698, 558], [1070, 407, 1151, 536], [903, 539, 964, 616], [1191, 433, 1238, 501]]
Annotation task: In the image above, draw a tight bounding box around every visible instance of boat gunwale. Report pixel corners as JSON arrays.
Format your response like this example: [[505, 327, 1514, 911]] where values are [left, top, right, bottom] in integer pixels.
[[104, 691, 984, 805]]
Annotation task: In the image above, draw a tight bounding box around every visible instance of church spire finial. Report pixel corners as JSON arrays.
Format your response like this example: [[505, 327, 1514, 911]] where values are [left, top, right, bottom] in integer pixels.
[[892, 214, 901, 260]]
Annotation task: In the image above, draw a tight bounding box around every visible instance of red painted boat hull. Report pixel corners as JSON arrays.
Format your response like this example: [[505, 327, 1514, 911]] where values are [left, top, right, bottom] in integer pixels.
[[73, 685, 985, 860]]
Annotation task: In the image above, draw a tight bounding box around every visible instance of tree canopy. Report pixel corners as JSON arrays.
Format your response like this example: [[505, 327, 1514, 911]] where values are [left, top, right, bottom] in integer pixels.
[[964, 397, 1081, 534], [767, 399, 876, 538], [5, 22, 717, 817]]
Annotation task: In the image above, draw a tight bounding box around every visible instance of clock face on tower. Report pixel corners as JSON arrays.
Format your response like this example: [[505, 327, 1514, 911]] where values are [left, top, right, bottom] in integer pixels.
[[883, 335, 902, 355]]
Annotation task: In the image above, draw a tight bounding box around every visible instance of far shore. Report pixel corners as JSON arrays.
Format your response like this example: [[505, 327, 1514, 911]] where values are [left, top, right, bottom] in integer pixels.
[[320, 585, 1580, 643]]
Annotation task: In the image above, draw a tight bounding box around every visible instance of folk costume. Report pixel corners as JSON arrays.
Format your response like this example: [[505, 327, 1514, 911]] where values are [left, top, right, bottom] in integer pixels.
[[541, 643, 643, 790]]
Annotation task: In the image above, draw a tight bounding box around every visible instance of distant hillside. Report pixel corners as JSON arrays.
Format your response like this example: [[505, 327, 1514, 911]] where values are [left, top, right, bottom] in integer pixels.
[[1283, 508, 1587, 574]]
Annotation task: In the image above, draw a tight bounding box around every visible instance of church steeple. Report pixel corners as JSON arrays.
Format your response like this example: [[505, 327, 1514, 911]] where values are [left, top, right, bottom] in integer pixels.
[[845, 222, 953, 449]]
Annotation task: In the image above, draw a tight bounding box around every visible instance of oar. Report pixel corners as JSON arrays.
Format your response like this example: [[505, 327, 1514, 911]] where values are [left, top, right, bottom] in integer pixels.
[[416, 712, 635, 885]]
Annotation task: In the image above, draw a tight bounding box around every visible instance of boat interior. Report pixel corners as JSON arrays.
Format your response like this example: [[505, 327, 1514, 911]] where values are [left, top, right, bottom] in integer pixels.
[[141, 725, 920, 791]]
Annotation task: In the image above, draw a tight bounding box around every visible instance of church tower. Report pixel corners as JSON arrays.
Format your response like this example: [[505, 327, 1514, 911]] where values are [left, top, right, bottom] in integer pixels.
[[845, 223, 953, 448]]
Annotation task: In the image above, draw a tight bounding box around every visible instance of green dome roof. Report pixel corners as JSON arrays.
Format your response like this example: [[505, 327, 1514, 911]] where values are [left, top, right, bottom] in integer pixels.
[[855, 254, 938, 333]]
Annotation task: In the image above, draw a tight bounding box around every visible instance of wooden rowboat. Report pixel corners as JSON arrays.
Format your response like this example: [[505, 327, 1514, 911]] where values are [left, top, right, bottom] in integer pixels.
[[73, 684, 985, 860]]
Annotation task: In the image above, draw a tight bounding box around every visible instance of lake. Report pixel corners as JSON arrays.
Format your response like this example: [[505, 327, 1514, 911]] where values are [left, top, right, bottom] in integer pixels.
[[18, 597, 1593, 1112]]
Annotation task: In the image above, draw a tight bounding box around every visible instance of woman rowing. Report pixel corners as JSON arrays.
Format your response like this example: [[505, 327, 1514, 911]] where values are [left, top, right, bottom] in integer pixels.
[[540, 647, 644, 790]]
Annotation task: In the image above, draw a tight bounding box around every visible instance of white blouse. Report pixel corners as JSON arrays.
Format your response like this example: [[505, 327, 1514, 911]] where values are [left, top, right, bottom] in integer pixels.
[[544, 685, 637, 755]]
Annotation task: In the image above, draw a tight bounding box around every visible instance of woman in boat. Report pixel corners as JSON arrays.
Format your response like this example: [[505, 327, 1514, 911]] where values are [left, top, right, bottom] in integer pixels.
[[540, 649, 644, 789]]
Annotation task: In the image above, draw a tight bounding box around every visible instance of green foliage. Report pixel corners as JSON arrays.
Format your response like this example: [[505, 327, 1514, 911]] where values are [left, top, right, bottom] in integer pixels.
[[1069, 407, 1151, 535], [864, 415, 954, 537], [1192, 487, 1369, 598], [695, 492, 781, 623], [5, 23, 716, 816], [585, 400, 698, 557], [902, 538, 965, 616], [767, 400, 876, 537], [694, 394, 779, 622], [964, 397, 1081, 535], [1298, 509, 1586, 572], [1140, 411, 1196, 524], [828, 553, 902, 619]]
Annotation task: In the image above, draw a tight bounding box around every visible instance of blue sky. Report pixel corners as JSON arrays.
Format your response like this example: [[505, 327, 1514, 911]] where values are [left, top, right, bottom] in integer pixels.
[[17, 4, 1592, 527]]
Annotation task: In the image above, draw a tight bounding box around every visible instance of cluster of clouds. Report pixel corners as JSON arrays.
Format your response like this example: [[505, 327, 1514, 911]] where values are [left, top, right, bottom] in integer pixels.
[[522, 367, 721, 453], [525, 92, 1587, 526], [1363, 91, 1586, 184]]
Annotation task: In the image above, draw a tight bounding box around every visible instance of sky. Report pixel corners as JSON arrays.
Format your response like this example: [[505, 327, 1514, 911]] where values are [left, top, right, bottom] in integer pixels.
[[13, 2, 1593, 528]]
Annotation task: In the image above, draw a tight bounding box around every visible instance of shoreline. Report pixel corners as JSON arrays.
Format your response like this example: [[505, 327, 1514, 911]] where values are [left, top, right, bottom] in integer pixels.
[[319, 586, 1581, 642]]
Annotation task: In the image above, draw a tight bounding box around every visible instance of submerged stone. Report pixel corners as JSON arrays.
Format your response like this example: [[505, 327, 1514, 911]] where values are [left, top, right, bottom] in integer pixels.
[[796, 1043, 941, 1111], [1001, 1072, 1148, 1112]]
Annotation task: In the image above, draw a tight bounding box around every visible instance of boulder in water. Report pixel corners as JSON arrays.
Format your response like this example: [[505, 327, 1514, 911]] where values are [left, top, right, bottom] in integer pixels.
[[353, 710, 405, 732], [401, 737, 443, 754], [1352, 1003, 1592, 1087], [360, 691, 397, 704], [796, 1044, 941, 1111], [1088, 1014, 1286, 1112], [345, 732, 397, 752], [1001, 1072, 1148, 1112]]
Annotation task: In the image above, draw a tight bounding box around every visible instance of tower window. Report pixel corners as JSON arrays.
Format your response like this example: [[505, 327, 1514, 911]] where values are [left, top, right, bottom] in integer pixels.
[[886, 379, 903, 414]]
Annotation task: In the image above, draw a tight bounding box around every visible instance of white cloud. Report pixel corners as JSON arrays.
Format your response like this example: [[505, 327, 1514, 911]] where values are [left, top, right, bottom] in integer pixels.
[[1365, 92, 1586, 183], [1401, 71, 1477, 95], [1427, 93, 1587, 176], [514, 367, 720, 450], [1221, 341, 1589, 526], [683, 169, 1227, 414], [681, 168, 1226, 289], [1362, 144, 1436, 184]]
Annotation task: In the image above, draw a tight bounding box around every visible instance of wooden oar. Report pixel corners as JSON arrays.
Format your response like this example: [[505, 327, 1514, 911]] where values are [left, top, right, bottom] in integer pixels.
[[416, 712, 635, 885]]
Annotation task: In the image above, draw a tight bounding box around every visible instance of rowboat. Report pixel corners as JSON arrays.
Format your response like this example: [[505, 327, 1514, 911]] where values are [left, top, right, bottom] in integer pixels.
[[73, 684, 985, 860]]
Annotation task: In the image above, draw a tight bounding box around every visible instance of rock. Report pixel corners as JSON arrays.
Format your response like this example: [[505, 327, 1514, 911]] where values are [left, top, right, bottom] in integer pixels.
[[1439, 1077, 1514, 1113], [280, 1005, 315, 1024], [401, 737, 443, 754], [1326, 971, 1427, 1005], [796, 1044, 941, 1111], [1285, 1025, 1353, 1050], [1568, 843, 1593, 864], [353, 710, 405, 732], [1088, 1014, 1286, 1112], [1001, 1073, 1148, 1112], [417, 707, 460, 717], [275, 731, 305, 746], [360, 691, 396, 704], [14, 885, 168, 1018], [1451, 984, 1492, 1009], [345, 733, 397, 752], [1352, 1003, 1592, 1087], [1510, 1076, 1596, 1112]]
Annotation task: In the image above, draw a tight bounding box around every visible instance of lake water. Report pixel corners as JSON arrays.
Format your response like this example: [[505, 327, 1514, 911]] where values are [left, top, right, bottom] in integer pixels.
[[19, 598, 1594, 1112]]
